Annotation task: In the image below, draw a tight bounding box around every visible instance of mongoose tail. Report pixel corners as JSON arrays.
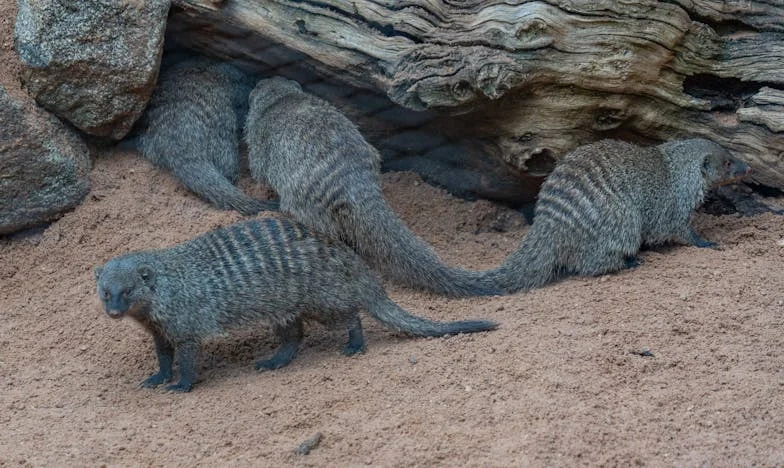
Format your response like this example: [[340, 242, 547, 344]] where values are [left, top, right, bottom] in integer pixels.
[[172, 159, 279, 215], [244, 76, 500, 298], [366, 297, 498, 336], [254, 296, 498, 373], [349, 194, 503, 297], [488, 228, 560, 294]]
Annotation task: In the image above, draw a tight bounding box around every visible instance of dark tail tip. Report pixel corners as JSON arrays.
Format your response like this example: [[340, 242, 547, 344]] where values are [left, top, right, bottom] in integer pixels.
[[446, 319, 499, 335]]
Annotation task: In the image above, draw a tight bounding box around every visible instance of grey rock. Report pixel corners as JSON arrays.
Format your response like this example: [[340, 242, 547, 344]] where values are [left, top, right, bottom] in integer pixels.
[[14, 0, 170, 139], [0, 84, 91, 234]]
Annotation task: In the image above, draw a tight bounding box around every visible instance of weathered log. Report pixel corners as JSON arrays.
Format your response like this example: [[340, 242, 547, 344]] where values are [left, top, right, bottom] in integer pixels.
[[169, 0, 784, 190]]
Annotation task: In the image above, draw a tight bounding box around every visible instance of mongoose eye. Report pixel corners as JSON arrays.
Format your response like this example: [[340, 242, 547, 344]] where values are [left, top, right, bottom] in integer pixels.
[[123, 288, 132, 296], [102, 290, 110, 300]]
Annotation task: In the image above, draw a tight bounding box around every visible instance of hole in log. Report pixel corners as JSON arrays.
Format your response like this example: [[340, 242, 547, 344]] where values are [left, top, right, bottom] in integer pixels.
[[593, 107, 628, 131], [711, 19, 757, 36], [294, 19, 318, 37], [745, 182, 784, 197], [685, 10, 759, 37], [683, 74, 770, 111], [526, 148, 556, 174]]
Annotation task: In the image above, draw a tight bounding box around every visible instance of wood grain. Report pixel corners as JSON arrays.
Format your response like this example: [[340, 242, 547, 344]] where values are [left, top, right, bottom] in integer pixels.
[[170, 0, 784, 189]]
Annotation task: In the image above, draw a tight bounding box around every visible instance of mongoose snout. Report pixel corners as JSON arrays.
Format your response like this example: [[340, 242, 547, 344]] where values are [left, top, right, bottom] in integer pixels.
[[95, 264, 154, 319], [713, 157, 750, 185]]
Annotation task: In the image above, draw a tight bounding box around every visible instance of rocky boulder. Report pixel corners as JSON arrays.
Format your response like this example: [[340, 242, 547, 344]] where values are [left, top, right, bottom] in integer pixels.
[[14, 0, 170, 140], [0, 84, 91, 234]]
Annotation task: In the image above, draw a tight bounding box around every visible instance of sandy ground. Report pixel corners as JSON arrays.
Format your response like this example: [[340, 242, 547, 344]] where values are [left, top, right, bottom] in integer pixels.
[[3, 2, 784, 466], [3, 150, 784, 467]]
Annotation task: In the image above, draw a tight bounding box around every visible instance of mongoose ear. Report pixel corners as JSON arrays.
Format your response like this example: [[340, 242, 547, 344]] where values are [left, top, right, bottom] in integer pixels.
[[701, 154, 713, 174], [94, 266, 103, 282], [138, 265, 156, 287]]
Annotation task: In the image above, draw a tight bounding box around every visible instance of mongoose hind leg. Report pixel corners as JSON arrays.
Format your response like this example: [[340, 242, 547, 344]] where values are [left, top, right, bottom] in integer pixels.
[[166, 340, 200, 393], [140, 329, 174, 388], [256, 320, 304, 371], [623, 256, 642, 270], [687, 227, 718, 249], [576, 248, 631, 277], [342, 314, 366, 356]]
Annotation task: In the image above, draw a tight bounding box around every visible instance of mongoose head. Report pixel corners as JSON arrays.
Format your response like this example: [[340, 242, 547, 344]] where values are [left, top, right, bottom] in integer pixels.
[[696, 140, 750, 187], [248, 76, 303, 113], [94, 258, 156, 319], [660, 138, 750, 188]]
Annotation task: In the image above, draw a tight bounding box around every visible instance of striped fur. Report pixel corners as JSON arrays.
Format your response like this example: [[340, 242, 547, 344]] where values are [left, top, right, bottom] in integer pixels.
[[95, 218, 497, 392], [490, 138, 749, 293], [129, 57, 278, 215], [244, 77, 500, 297]]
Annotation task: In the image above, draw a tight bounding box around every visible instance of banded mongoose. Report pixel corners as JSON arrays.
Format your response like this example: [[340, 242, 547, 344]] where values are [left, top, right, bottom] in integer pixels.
[[490, 138, 749, 293], [244, 77, 500, 297], [129, 57, 277, 215], [95, 217, 498, 392]]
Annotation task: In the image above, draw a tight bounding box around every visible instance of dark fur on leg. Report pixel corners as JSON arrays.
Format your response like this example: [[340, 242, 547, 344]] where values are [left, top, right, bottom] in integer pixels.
[[688, 228, 718, 249], [166, 340, 199, 393], [342, 315, 365, 356], [140, 329, 174, 388], [624, 256, 641, 270], [256, 321, 303, 371]]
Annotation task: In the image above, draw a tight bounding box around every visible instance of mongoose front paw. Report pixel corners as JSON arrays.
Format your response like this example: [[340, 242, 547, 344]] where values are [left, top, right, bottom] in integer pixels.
[[164, 381, 193, 393], [624, 257, 642, 269], [688, 229, 718, 249], [139, 372, 171, 388], [255, 357, 289, 371], [342, 341, 365, 356], [694, 239, 719, 249]]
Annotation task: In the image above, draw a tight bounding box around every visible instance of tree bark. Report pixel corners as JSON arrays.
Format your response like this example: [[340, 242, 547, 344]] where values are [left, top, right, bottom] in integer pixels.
[[169, 0, 784, 190]]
